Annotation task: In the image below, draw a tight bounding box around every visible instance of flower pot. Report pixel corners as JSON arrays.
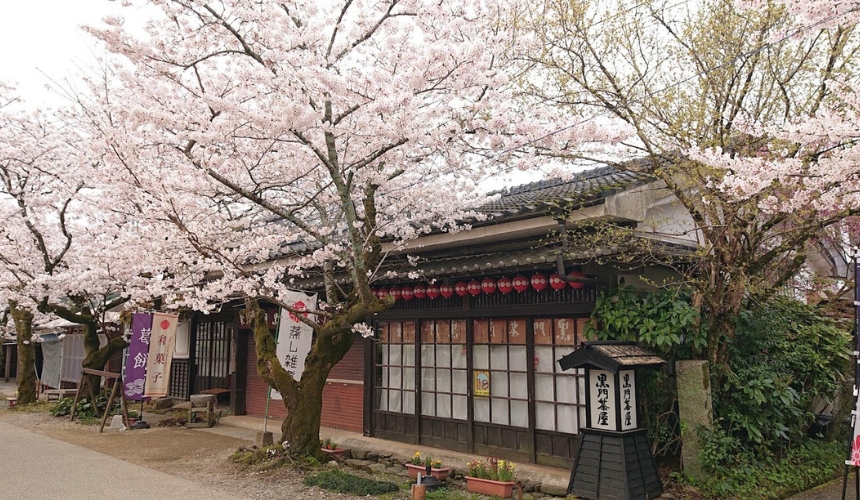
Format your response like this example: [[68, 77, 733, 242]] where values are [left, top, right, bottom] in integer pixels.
[[320, 448, 345, 457], [405, 463, 452, 481], [465, 476, 515, 498]]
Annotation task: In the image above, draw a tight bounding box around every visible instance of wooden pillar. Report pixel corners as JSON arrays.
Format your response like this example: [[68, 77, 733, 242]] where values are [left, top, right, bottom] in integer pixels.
[[4, 344, 11, 383]]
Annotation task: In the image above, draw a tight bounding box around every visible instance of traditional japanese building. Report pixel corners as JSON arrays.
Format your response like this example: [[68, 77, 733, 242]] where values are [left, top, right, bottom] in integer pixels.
[[190, 165, 697, 466]]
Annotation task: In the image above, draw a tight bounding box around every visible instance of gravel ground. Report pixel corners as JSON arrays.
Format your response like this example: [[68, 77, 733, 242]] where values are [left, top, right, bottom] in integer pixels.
[[0, 407, 410, 500]]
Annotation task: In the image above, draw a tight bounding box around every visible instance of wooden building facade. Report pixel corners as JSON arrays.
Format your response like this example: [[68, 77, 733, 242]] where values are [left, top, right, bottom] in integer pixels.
[[212, 166, 695, 466]]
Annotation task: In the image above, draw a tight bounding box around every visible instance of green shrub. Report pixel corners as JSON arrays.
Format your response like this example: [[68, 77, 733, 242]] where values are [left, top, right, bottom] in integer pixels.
[[692, 438, 843, 499], [50, 394, 121, 419], [426, 489, 475, 500], [303, 470, 400, 495], [714, 297, 850, 455]]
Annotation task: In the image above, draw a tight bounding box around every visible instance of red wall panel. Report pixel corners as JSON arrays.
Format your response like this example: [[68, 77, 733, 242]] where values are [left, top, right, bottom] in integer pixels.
[[245, 339, 364, 433]]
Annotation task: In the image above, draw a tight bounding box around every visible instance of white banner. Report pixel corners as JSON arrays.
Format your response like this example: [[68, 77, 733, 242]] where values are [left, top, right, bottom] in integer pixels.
[[272, 290, 316, 400], [143, 312, 179, 398], [588, 369, 617, 431], [847, 394, 860, 466]]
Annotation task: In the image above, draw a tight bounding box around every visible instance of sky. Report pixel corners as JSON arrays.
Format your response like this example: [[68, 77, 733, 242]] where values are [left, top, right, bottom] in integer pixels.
[[1, 0, 152, 108]]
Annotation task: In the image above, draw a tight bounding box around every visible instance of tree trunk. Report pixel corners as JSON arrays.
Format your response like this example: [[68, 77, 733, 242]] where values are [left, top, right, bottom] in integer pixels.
[[80, 322, 127, 391], [10, 304, 36, 405], [245, 296, 375, 459], [281, 359, 329, 457]]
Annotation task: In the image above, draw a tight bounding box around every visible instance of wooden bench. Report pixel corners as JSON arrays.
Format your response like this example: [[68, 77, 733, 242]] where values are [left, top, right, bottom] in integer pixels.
[[40, 389, 77, 402]]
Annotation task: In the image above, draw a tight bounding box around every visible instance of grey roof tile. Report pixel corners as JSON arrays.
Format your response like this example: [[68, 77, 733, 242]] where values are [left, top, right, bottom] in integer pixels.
[[478, 166, 654, 218]]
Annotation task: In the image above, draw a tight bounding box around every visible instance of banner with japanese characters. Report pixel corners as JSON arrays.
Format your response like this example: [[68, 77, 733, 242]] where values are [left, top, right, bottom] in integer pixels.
[[124, 313, 153, 400], [143, 312, 179, 398], [271, 290, 317, 400], [588, 369, 617, 431], [847, 264, 860, 466], [620, 370, 637, 431]]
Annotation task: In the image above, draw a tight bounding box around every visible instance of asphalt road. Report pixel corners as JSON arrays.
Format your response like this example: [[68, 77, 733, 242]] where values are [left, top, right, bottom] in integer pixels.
[[0, 420, 252, 500]]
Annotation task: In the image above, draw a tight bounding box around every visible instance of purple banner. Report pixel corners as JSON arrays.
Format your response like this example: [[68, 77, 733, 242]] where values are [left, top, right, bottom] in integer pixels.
[[124, 313, 153, 401]]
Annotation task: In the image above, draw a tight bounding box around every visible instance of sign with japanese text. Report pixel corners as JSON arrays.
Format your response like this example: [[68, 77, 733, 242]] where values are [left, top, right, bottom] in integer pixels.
[[123, 313, 153, 400], [620, 370, 637, 431], [271, 290, 317, 400], [474, 370, 490, 397], [143, 312, 179, 398], [847, 264, 860, 466], [588, 369, 617, 431]]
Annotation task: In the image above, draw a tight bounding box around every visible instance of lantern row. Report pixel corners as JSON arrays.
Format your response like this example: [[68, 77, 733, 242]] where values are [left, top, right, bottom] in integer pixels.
[[374, 271, 586, 301]]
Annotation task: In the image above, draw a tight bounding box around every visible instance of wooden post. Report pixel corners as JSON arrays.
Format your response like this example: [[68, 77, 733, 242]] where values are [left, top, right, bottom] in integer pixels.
[[70, 368, 132, 433], [4, 344, 11, 383]]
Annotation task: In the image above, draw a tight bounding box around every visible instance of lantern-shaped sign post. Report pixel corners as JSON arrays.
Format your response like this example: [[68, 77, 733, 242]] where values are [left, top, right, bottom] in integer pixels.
[[557, 341, 665, 500]]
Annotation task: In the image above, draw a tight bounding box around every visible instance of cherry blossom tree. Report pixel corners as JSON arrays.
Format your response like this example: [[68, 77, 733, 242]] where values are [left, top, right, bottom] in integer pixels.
[[81, 0, 617, 456], [693, 0, 860, 312], [0, 83, 157, 402], [520, 0, 860, 370]]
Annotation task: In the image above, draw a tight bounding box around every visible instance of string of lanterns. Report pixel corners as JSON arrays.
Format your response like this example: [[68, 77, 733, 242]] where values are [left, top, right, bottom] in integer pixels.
[[373, 271, 586, 301]]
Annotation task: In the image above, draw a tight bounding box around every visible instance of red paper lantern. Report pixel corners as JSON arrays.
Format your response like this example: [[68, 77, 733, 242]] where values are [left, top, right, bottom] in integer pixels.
[[549, 273, 567, 290], [375, 287, 389, 299], [481, 278, 497, 294], [413, 284, 426, 299], [467, 279, 481, 296], [401, 285, 414, 300], [531, 273, 548, 291], [568, 270, 585, 289], [512, 275, 529, 293], [497, 276, 513, 294], [440, 284, 454, 298], [454, 281, 469, 296], [426, 284, 440, 299], [389, 286, 402, 301]]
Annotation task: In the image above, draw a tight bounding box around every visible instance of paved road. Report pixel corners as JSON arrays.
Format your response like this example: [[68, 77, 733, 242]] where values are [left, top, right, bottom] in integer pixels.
[[0, 421, 252, 500], [787, 477, 857, 500]]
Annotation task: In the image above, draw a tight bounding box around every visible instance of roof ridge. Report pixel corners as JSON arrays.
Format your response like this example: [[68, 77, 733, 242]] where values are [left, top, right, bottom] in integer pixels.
[[489, 165, 622, 197]]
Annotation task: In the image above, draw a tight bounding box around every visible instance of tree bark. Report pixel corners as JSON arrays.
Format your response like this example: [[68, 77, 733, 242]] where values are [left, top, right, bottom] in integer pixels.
[[246, 294, 383, 459], [10, 303, 36, 405]]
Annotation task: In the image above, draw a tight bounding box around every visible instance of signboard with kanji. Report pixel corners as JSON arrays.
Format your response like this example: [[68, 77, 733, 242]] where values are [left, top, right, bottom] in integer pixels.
[[143, 312, 179, 398], [271, 290, 317, 400], [620, 369, 637, 431], [588, 369, 616, 431], [123, 313, 153, 400]]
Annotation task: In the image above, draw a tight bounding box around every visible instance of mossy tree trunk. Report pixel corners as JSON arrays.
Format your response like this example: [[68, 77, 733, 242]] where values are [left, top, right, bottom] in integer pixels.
[[247, 295, 386, 458], [40, 300, 128, 391], [10, 302, 36, 405]]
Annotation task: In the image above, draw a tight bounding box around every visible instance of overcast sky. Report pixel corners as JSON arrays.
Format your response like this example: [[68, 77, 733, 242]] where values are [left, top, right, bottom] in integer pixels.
[[1, 1, 151, 108]]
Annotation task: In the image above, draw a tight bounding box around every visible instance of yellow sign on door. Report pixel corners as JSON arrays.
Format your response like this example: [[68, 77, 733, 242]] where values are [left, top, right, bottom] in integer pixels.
[[474, 370, 490, 397]]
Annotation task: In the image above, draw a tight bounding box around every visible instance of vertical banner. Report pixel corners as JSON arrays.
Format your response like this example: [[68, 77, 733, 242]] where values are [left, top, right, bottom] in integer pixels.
[[143, 312, 179, 398], [124, 313, 153, 400], [848, 264, 860, 465], [271, 290, 317, 400]]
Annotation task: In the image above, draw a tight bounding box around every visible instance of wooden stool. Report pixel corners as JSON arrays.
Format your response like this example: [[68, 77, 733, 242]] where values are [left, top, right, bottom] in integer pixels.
[[6, 397, 17, 408]]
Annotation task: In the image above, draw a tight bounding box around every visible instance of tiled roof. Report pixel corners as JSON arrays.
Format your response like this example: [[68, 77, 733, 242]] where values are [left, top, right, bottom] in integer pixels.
[[477, 166, 654, 218], [558, 341, 665, 372]]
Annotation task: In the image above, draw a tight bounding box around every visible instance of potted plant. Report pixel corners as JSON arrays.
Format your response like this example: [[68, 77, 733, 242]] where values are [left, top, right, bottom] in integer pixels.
[[320, 437, 345, 456], [465, 457, 516, 498], [405, 452, 452, 481]]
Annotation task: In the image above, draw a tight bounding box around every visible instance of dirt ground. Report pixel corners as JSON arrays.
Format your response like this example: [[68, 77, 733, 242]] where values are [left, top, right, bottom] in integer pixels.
[[0, 408, 406, 500]]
